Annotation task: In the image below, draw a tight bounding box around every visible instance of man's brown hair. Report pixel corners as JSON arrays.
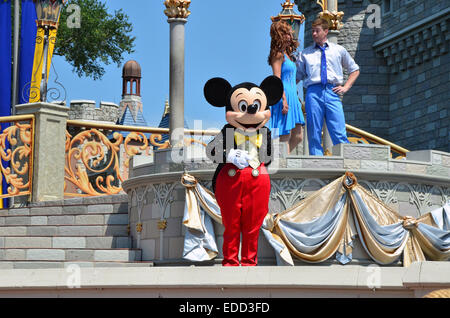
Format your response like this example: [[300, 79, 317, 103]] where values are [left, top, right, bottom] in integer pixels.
[[312, 18, 329, 30]]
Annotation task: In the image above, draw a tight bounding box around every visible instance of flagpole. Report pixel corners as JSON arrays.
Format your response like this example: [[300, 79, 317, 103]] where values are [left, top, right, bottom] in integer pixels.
[[12, 0, 20, 115]]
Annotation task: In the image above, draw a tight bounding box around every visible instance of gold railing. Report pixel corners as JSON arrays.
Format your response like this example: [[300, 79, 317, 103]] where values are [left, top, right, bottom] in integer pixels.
[[64, 120, 409, 197], [346, 124, 409, 158], [0, 115, 35, 200], [64, 120, 218, 197], [0, 112, 415, 201]]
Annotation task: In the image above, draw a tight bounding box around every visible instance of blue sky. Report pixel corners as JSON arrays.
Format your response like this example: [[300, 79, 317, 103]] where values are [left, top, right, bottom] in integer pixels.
[[52, 0, 306, 130]]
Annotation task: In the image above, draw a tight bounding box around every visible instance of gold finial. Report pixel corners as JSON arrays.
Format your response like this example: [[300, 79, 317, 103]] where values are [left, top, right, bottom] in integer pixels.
[[316, 0, 344, 30], [163, 98, 170, 117], [281, 0, 295, 10], [164, 0, 191, 19], [319, 10, 345, 30]]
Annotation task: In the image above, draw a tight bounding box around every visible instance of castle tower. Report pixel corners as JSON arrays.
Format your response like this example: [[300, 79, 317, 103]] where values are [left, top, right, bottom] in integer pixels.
[[122, 60, 141, 97], [117, 60, 148, 132]]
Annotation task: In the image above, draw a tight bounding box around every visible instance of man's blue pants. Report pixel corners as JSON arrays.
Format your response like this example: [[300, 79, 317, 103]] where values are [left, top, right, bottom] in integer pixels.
[[305, 83, 349, 155]]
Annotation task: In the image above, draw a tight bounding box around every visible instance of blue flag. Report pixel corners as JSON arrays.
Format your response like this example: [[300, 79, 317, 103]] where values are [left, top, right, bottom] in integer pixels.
[[0, 0, 12, 116], [19, 0, 38, 104], [0, 0, 12, 208]]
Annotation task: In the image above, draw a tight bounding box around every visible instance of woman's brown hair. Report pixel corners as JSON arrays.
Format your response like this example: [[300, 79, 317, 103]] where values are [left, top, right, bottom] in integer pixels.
[[268, 20, 299, 65]]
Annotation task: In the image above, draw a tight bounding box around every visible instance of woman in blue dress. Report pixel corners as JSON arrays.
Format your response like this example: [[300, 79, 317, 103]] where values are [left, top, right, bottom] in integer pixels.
[[268, 21, 305, 154]]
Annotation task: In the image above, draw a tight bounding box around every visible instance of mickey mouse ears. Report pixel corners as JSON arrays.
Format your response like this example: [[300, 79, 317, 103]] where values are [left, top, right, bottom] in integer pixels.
[[203, 78, 232, 107], [204, 76, 283, 108]]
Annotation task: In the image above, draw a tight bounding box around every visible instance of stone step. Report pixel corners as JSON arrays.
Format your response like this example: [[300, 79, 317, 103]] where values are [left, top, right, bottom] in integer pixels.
[[0, 202, 128, 217], [0, 213, 128, 226], [0, 236, 131, 249], [0, 248, 141, 262], [0, 260, 154, 270], [0, 224, 128, 237]]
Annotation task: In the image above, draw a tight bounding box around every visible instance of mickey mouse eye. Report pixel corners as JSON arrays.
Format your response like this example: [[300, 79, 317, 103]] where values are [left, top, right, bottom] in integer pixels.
[[238, 100, 248, 113], [253, 100, 261, 112]]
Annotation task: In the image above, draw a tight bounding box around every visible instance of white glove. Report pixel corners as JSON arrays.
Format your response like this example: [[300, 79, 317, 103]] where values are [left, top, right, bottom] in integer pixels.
[[227, 149, 251, 169]]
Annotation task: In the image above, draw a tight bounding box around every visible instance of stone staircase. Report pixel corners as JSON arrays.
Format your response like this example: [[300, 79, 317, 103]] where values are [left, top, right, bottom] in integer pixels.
[[0, 194, 152, 269]]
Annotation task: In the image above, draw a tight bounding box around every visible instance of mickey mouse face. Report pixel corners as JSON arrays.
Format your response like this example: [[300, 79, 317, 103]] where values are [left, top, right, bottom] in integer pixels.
[[227, 86, 270, 132], [204, 76, 283, 132]]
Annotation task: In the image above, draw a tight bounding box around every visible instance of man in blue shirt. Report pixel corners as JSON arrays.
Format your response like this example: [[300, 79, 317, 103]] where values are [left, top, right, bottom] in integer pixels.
[[296, 18, 360, 155]]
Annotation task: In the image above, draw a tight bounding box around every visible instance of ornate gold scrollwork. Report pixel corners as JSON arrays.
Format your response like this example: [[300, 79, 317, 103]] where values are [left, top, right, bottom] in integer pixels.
[[149, 134, 170, 150], [348, 137, 369, 144], [316, 0, 327, 11], [164, 0, 191, 19], [123, 132, 149, 168], [319, 10, 344, 30], [64, 127, 173, 197], [0, 119, 34, 198], [64, 129, 123, 196], [158, 219, 168, 230]]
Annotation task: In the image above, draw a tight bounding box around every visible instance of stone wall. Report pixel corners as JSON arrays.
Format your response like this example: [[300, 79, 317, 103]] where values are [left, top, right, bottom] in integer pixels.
[[374, 2, 449, 151], [68, 100, 119, 123], [295, 0, 450, 152], [376, 0, 447, 40]]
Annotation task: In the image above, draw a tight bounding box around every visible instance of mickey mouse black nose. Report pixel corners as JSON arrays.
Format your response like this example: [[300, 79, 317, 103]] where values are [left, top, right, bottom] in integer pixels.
[[247, 104, 258, 114]]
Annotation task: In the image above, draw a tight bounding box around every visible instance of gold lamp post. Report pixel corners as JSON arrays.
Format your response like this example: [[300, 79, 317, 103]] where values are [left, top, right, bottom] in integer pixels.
[[33, 0, 66, 102], [271, 0, 305, 42]]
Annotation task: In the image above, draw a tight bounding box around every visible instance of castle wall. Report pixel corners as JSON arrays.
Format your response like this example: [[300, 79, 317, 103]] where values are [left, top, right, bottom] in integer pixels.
[[68, 100, 119, 123], [295, 0, 449, 152], [374, 0, 449, 151]]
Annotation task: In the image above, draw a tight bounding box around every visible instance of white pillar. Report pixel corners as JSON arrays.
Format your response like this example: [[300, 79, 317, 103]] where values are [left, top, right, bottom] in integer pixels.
[[15, 103, 69, 202], [164, 0, 191, 148], [168, 18, 187, 147]]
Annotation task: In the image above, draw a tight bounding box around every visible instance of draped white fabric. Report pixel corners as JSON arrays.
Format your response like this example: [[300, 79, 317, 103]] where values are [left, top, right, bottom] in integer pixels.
[[182, 176, 220, 261]]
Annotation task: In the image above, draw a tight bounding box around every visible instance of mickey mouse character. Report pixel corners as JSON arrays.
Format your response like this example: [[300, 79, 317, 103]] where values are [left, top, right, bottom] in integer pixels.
[[204, 76, 283, 266]]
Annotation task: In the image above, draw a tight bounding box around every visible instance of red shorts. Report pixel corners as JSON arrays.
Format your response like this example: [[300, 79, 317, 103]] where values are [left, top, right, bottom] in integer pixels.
[[214, 163, 271, 266]]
